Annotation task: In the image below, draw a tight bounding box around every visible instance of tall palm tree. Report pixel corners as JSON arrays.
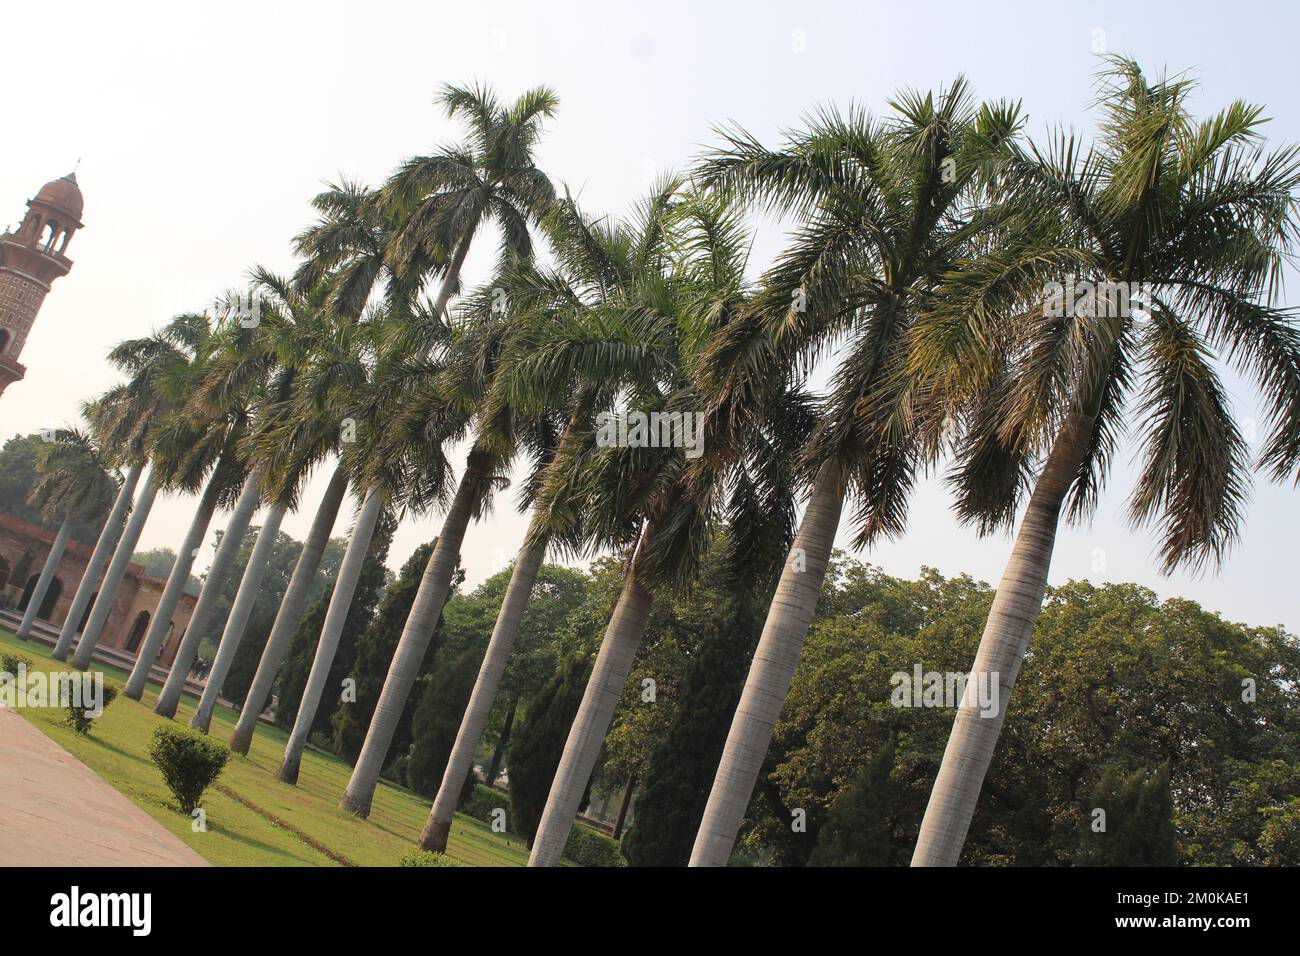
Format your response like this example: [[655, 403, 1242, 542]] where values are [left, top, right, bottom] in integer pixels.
[[190, 272, 350, 733], [688, 82, 1022, 866], [153, 291, 296, 719], [277, 305, 452, 780], [232, 179, 420, 754], [337, 80, 559, 816], [525, 190, 808, 866], [420, 184, 678, 852], [911, 59, 1300, 866], [68, 315, 216, 669], [16, 427, 116, 641], [49, 413, 143, 661]]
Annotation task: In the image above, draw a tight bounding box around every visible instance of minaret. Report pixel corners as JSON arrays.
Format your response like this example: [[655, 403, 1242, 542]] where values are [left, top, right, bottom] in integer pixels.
[[0, 172, 85, 398]]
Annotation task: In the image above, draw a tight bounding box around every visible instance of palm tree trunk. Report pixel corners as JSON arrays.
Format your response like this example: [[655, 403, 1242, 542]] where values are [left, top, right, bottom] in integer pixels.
[[123, 465, 224, 699], [51, 461, 142, 660], [339, 449, 488, 817], [278, 487, 384, 784], [613, 773, 637, 840], [154, 471, 263, 719], [527, 542, 656, 867], [420, 536, 546, 851], [431, 235, 472, 319], [16, 515, 72, 640], [911, 411, 1094, 866], [689, 459, 846, 867], [485, 694, 518, 789], [70, 468, 161, 670], [230, 465, 348, 753], [190, 500, 288, 732]]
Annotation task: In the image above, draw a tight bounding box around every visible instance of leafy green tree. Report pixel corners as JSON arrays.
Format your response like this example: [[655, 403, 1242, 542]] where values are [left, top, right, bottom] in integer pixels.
[[131, 548, 200, 595]]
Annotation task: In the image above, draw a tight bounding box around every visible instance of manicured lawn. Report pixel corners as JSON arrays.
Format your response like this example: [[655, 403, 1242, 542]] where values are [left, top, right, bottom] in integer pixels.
[[0, 628, 535, 866]]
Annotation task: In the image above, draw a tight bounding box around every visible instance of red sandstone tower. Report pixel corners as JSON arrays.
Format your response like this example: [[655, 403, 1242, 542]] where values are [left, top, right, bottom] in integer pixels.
[[0, 172, 85, 398]]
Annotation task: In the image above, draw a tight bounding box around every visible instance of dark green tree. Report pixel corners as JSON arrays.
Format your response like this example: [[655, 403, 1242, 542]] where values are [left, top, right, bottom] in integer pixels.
[[1075, 764, 1179, 866], [407, 646, 484, 799], [808, 736, 899, 867], [508, 652, 592, 846], [275, 512, 395, 736]]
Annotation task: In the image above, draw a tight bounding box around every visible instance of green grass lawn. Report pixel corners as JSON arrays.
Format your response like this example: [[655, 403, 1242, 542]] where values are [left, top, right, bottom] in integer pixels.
[[0, 628, 536, 867]]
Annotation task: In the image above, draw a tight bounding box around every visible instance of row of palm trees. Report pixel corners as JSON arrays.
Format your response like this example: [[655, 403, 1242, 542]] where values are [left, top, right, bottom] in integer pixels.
[[25, 58, 1300, 866]]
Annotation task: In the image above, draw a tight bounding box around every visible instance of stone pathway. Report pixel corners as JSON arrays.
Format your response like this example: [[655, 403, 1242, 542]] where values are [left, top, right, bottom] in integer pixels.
[[0, 708, 208, 866]]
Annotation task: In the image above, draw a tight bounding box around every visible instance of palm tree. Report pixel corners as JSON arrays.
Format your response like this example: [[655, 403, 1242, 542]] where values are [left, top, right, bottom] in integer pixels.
[[420, 185, 678, 852], [688, 82, 1022, 866], [190, 272, 350, 733], [49, 413, 143, 661], [277, 305, 451, 780], [524, 190, 808, 866], [337, 80, 559, 816], [910, 59, 1300, 866], [231, 179, 420, 755], [68, 315, 216, 670], [154, 293, 293, 719], [16, 427, 115, 641]]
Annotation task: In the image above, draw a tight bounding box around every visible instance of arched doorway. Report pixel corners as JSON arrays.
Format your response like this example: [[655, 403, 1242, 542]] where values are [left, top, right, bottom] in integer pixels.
[[125, 610, 150, 653], [38, 577, 63, 620], [17, 573, 40, 611], [77, 592, 97, 633]]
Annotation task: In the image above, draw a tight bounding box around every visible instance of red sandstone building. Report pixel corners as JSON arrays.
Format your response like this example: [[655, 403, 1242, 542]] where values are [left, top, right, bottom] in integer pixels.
[[0, 513, 197, 665]]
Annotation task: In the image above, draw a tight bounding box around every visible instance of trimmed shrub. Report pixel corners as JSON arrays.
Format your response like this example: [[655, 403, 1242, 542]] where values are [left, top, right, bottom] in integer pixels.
[[149, 725, 230, 813], [562, 825, 626, 867], [399, 849, 466, 867], [65, 681, 117, 734]]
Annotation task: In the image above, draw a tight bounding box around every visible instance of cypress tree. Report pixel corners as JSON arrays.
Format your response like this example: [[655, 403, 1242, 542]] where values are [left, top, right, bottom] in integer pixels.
[[508, 652, 593, 846]]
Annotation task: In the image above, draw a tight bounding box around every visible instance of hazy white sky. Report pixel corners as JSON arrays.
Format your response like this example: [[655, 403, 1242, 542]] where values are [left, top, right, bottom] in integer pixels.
[[2, 0, 1297, 629]]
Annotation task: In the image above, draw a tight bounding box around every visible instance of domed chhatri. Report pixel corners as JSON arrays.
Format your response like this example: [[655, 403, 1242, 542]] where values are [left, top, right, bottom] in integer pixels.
[[0, 172, 86, 399], [34, 172, 85, 220]]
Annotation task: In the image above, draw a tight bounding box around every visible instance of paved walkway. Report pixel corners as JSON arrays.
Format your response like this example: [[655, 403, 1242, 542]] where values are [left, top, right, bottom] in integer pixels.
[[0, 709, 208, 866]]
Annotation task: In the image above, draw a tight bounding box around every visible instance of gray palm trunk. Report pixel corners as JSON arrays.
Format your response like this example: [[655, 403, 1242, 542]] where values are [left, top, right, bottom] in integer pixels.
[[190, 500, 288, 732], [528, 553, 656, 867], [911, 411, 1094, 866], [71, 469, 161, 670], [154, 471, 264, 719], [278, 487, 384, 784], [339, 456, 486, 817], [16, 515, 72, 640], [51, 461, 143, 660], [421, 535, 547, 851], [123, 467, 224, 700], [689, 460, 846, 867], [230, 464, 349, 754]]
